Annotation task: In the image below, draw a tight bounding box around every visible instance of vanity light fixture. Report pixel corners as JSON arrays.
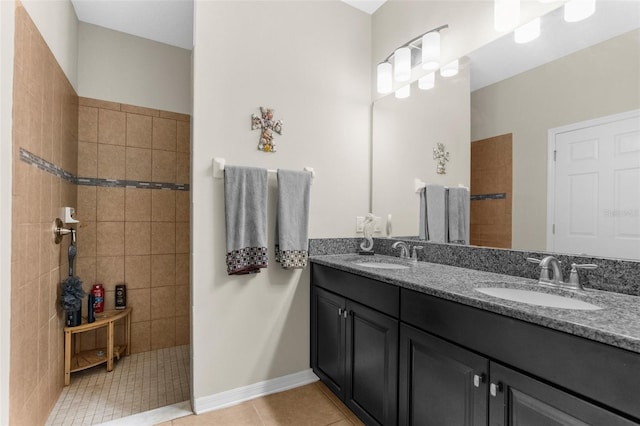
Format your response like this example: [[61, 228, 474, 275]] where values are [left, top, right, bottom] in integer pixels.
[[564, 0, 596, 22], [514, 17, 541, 43], [421, 32, 441, 71], [394, 47, 412, 82], [375, 24, 448, 95], [419, 72, 435, 90], [440, 59, 459, 77], [494, 0, 520, 32], [377, 62, 393, 94], [395, 84, 411, 99]]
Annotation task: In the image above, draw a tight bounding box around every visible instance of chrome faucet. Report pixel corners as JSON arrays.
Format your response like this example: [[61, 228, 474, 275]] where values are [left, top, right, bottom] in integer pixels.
[[392, 241, 409, 259], [527, 256, 597, 291]]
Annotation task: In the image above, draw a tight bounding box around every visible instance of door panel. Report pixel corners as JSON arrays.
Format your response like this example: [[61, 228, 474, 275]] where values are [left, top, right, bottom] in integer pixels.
[[346, 300, 398, 426], [312, 287, 345, 398], [489, 362, 638, 426], [399, 324, 488, 426], [553, 113, 640, 259]]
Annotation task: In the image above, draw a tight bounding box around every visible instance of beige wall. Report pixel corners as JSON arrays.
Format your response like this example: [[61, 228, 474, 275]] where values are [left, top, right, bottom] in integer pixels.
[[21, 0, 78, 89], [10, 4, 79, 423], [192, 0, 371, 407], [471, 29, 640, 251], [74, 97, 191, 354], [77, 23, 192, 115], [0, 2, 15, 424], [372, 66, 471, 237]]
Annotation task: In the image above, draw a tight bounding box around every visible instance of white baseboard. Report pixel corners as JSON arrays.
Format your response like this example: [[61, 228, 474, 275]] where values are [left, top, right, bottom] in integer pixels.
[[193, 369, 319, 415]]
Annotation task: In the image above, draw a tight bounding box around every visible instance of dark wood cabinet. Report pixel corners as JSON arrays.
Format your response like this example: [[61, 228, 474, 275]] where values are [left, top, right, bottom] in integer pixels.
[[489, 362, 637, 426], [311, 265, 399, 425], [399, 323, 637, 426], [311, 264, 640, 426], [399, 324, 488, 426], [312, 287, 346, 399]]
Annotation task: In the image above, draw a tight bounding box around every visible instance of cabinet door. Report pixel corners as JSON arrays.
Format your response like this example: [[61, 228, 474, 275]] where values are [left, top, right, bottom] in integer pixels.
[[311, 286, 346, 398], [399, 324, 489, 426], [345, 300, 399, 426], [489, 362, 638, 426]]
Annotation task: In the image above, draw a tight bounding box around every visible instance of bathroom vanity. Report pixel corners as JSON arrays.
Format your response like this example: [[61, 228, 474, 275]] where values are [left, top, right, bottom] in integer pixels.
[[310, 255, 640, 426]]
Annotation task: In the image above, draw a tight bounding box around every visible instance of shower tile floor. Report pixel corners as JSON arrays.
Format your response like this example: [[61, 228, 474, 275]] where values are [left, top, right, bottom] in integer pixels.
[[46, 345, 190, 425]]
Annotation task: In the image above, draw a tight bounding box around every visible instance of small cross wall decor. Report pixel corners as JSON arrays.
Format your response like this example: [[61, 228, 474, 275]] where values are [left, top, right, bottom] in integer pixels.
[[251, 107, 283, 153], [433, 142, 450, 174]]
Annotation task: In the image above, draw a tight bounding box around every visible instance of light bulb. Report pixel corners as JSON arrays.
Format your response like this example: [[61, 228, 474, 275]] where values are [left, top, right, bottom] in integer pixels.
[[395, 84, 410, 99], [419, 73, 435, 90], [564, 0, 596, 22], [422, 32, 440, 71], [377, 62, 393, 94], [440, 59, 459, 77], [394, 47, 411, 82], [514, 17, 541, 43]]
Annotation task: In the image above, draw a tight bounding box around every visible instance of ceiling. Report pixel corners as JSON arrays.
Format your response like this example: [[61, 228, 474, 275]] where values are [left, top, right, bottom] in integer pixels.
[[70, 0, 387, 50], [71, 0, 194, 49]]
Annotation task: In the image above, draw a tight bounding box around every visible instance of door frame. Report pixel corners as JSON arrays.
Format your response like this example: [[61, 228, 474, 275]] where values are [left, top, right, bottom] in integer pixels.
[[546, 109, 640, 252]]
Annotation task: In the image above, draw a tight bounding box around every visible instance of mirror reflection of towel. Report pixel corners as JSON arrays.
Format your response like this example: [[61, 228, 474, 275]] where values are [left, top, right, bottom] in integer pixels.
[[419, 188, 429, 240], [224, 166, 268, 275], [275, 169, 312, 269], [426, 184, 448, 243], [448, 187, 469, 244]]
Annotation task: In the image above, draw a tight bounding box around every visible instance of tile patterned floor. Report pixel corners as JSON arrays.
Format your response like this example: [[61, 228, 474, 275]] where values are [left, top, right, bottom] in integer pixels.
[[46, 345, 190, 425], [156, 382, 364, 426]]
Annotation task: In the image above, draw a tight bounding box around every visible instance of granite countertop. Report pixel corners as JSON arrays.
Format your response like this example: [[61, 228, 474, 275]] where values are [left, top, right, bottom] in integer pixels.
[[310, 254, 640, 354]]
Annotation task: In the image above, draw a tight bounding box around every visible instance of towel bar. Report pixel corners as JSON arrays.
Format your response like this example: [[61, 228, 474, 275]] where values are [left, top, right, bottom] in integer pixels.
[[414, 178, 468, 193], [213, 157, 315, 182]]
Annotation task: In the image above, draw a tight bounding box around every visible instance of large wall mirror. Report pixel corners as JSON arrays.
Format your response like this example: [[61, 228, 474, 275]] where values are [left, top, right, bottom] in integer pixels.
[[372, 1, 640, 260]]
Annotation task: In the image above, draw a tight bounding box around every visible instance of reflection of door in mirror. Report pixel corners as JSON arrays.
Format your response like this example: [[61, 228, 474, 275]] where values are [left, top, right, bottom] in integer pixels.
[[470, 134, 512, 248], [549, 111, 640, 260]]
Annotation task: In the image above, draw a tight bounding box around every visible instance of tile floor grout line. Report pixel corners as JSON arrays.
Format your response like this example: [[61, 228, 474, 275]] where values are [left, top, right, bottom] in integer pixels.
[[46, 345, 190, 426]]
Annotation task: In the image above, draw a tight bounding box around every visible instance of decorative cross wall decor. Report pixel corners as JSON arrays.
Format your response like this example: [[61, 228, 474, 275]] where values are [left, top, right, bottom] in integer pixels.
[[433, 142, 450, 174], [251, 107, 283, 153]]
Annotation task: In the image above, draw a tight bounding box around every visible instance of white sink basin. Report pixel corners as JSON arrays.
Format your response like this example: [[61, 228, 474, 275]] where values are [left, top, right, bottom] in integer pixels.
[[476, 287, 603, 310], [353, 261, 411, 270]]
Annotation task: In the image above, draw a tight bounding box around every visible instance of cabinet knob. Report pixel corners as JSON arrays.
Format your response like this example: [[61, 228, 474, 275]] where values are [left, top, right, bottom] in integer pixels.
[[473, 373, 486, 388], [490, 382, 503, 397], [338, 308, 343, 316], [343, 309, 349, 319]]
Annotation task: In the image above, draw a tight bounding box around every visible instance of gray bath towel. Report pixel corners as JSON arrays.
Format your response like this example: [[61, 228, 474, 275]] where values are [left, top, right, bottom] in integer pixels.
[[275, 169, 312, 269], [426, 184, 448, 243], [419, 188, 429, 240], [224, 166, 268, 275], [448, 187, 470, 244]]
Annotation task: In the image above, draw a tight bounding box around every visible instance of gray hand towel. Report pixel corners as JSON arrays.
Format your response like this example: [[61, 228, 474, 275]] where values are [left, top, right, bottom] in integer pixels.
[[448, 187, 469, 244], [275, 169, 312, 269], [224, 166, 268, 275], [426, 184, 448, 243]]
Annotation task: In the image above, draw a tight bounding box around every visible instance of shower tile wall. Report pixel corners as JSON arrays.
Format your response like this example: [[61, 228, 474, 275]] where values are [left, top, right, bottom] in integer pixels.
[[10, 3, 79, 424], [74, 97, 191, 354]]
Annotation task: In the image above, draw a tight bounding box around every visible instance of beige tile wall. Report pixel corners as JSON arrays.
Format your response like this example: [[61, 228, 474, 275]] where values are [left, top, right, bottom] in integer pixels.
[[75, 97, 191, 354], [10, 3, 79, 424]]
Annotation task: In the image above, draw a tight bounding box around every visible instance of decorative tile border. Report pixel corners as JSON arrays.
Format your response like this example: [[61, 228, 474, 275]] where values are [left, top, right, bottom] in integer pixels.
[[471, 193, 506, 201], [19, 148, 76, 184], [20, 147, 189, 191], [76, 177, 189, 191]]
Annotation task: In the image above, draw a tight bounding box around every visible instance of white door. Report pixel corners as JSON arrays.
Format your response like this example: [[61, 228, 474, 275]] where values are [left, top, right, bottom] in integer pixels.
[[549, 111, 640, 260]]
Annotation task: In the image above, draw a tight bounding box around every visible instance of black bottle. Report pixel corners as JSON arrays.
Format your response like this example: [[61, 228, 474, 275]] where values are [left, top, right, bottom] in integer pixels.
[[115, 284, 126, 309], [87, 293, 95, 323]]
